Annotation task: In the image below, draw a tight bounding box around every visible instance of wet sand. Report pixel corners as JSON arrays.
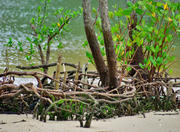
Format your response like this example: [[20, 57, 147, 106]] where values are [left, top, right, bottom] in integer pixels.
[[0, 111, 180, 132]]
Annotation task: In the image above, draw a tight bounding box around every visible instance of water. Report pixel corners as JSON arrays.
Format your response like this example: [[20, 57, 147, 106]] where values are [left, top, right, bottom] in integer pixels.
[[0, 0, 89, 71], [0, 0, 179, 77]]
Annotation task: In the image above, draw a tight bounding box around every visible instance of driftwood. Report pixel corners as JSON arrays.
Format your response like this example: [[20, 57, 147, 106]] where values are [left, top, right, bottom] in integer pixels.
[[0, 69, 180, 127], [0, 71, 43, 88], [0, 70, 179, 100], [1, 71, 179, 102], [16, 62, 78, 70], [0, 70, 136, 127]]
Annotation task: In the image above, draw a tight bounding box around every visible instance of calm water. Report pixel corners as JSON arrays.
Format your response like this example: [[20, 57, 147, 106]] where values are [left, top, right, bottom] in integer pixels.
[[0, 0, 179, 76]]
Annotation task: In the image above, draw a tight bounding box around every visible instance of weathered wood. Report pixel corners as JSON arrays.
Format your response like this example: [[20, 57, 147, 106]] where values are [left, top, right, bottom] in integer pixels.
[[55, 55, 61, 90], [16, 62, 77, 70], [62, 64, 68, 90], [0, 68, 179, 128], [0, 71, 179, 128], [16, 63, 57, 70], [0, 71, 43, 88]]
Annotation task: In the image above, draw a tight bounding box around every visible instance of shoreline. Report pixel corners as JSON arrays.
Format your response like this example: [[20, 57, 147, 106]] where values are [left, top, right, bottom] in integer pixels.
[[0, 111, 180, 132]]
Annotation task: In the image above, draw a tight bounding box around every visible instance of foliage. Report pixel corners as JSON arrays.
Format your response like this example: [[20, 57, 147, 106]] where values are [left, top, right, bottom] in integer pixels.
[[42, 99, 90, 120], [129, 0, 179, 79], [4, 0, 81, 72], [34, 95, 177, 123], [83, 0, 179, 79]]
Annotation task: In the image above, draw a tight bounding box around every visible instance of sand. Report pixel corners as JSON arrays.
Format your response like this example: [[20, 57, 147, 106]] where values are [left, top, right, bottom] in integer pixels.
[[0, 111, 180, 132]]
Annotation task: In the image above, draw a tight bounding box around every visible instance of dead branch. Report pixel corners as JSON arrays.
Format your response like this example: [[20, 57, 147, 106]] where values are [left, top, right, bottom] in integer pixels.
[[16, 62, 78, 70], [0, 71, 43, 88], [0, 68, 179, 126]]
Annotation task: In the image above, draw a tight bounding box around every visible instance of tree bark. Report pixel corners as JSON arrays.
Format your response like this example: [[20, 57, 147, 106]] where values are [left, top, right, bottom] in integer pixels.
[[99, 0, 118, 89], [82, 0, 109, 86]]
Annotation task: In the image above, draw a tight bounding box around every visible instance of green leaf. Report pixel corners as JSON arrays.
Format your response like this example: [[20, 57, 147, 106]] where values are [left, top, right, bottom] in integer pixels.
[[18, 41, 23, 52], [109, 11, 114, 19], [146, 45, 151, 51], [86, 51, 94, 64], [31, 17, 35, 24], [169, 69, 173, 74], [26, 37, 32, 42], [57, 99, 64, 105], [139, 63, 144, 69], [156, 2, 163, 7], [136, 25, 142, 31], [26, 55, 31, 61], [8, 37, 13, 47], [151, 46, 155, 53], [126, 66, 132, 72], [155, 45, 159, 53], [149, 56, 156, 67], [127, 1, 133, 8], [58, 42, 63, 49], [86, 51, 93, 59], [135, 8, 144, 15], [37, 6, 41, 12], [156, 57, 163, 66], [37, 34, 41, 40], [100, 46, 105, 56], [82, 41, 88, 48], [122, 8, 133, 16]]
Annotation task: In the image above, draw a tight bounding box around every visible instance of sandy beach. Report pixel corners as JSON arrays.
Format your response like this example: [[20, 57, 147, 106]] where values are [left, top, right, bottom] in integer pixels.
[[0, 111, 180, 132]]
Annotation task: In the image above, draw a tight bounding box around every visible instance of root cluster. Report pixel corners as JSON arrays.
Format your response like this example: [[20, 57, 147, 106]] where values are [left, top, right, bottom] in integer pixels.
[[0, 68, 180, 128]]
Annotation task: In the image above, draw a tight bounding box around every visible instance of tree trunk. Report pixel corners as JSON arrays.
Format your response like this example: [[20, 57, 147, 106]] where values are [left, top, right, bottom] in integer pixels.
[[99, 0, 118, 90], [127, 1, 145, 78], [82, 0, 109, 86], [37, 44, 48, 74]]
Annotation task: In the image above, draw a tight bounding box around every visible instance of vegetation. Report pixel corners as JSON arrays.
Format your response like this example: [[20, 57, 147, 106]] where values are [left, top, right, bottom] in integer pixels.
[[84, 0, 179, 83], [0, 0, 180, 129], [4, 0, 81, 74]]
